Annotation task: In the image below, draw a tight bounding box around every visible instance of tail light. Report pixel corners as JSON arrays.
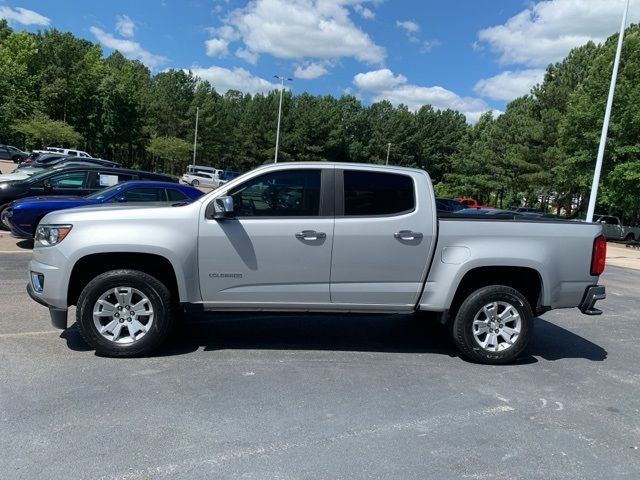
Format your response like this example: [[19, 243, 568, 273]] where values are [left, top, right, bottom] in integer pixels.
[[591, 235, 606, 276]]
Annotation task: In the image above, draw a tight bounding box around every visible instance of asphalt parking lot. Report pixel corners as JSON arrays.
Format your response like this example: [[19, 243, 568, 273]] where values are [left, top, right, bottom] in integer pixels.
[[1, 251, 639, 479]]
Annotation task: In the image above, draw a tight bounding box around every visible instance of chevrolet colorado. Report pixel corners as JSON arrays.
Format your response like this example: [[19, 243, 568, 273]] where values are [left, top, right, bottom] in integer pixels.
[[26, 162, 607, 364]]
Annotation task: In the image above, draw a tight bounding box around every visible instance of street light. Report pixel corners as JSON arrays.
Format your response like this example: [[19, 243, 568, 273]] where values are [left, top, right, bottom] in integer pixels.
[[586, 0, 629, 222], [273, 75, 292, 163]]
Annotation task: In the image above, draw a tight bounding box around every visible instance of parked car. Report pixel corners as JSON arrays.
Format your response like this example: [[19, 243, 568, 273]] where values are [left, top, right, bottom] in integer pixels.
[[26, 162, 606, 364], [0, 165, 176, 230], [44, 147, 92, 158], [15, 153, 70, 170], [455, 196, 490, 208], [5, 181, 203, 238], [0, 144, 29, 163], [181, 171, 221, 188], [0, 157, 122, 183], [436, 198, 464, 213], [454, 208, 524, 217], [594, 215, 640, 242]]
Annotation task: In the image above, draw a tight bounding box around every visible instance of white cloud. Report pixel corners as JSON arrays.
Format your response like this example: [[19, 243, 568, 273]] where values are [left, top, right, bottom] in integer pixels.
[[477, 0, 640, 67], [421, 39, 441, 53], [115, 14, 135, 38], [474, 69, 545, 101], [206, 0, 385, 64], [354, 68, 492, 123], [354, 5, 375, 19], [396, 20, 420, 33], [0, 6, 50, 26], [205, 38, 229, 57], [90, 26, 168, 69], [189, 65, 281, 94], [353, 68, 407, 91], [294, 62, 328, 79], [235, 47, 258, 64]]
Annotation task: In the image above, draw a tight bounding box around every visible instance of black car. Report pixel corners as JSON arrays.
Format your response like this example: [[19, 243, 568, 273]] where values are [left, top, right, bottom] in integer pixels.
[[16, 153, 70, 170], [0, 145, 29, 163], [436, 197, 464, 213], [34, 156, 120, 169], [0, 165, 176, 229]]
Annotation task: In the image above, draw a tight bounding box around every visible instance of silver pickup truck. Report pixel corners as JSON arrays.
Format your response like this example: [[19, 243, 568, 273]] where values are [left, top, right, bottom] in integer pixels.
[[26, 163, 607, 364]]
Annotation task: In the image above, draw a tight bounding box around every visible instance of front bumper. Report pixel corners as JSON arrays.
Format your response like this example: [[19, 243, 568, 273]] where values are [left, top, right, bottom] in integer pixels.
[[27, 283, 68, 329], [579, 285, 606, 315]]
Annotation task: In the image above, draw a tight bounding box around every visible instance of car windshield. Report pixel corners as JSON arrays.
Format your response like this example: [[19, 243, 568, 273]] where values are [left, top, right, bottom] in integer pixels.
[[85, 183, 127, 200]]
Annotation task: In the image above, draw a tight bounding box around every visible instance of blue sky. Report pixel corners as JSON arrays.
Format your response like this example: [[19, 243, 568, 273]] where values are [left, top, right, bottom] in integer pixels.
[[1, 0, 637, 122]]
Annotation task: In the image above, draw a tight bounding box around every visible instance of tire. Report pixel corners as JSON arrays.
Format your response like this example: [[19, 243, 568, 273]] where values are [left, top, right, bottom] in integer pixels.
[[625, 233, 635, 242], [191, 179, 199, 186], [76, 269, 175, 357], [12, 155, 22, 163], [0, 203, 11, 231], [452, 285, 533, 364]]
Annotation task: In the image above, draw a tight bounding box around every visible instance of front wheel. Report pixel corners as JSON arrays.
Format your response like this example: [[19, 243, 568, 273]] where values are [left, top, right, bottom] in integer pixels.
[[0, 203, 11, 231], [625, 233, 635, 243], [191, 179, 199, 186], [452, 285, 533, 364], [76, 270, 175, 357], [12, 155, 22, 163]]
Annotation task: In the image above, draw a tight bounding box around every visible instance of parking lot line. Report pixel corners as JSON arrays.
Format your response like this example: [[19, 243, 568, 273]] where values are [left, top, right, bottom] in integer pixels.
[[0, 330, 59, 338]]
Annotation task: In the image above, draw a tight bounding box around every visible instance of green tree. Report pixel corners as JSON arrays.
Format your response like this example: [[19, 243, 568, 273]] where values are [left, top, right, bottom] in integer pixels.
[[12, 112, 82, 147], [146, 136, 191, 175]]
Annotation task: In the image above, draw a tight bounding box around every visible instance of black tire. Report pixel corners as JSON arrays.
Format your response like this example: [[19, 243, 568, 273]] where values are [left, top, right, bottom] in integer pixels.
[[76, 269, 175, 357], [191, 179, 199, 186], [452, 285, 533, 364], [0, 203, 11, 231], [12, 155, 22, 163], [625, 233, 635, 242]]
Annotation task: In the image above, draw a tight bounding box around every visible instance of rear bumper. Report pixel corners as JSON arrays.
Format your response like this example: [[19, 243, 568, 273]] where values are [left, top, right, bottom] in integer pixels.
[[579, 285, 606, 315], [26, 283, 68, 329]]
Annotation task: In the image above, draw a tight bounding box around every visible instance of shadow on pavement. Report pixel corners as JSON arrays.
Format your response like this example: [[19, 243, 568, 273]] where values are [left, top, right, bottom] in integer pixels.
[[16, 239, 34, 250], [61, 313, 608, 363]]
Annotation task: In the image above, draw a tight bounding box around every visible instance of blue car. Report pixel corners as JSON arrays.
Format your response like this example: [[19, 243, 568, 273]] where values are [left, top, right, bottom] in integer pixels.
[[5, 181, 204, 238]]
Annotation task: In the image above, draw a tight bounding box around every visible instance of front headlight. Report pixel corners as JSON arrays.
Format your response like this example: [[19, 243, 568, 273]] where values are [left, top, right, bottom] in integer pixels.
[[35, 224, 72, 247]]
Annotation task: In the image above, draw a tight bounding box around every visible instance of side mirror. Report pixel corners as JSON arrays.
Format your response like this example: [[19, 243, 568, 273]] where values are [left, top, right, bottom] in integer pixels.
[[212, 195, 234, 219], [43, 181, 53, 193]]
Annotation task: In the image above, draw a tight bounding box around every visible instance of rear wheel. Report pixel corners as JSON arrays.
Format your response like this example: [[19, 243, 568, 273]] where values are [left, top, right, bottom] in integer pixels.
[[191, 179, 200, 186], [12, 155, 22, 163], [452, 285, 533, 364], [76, 269, 175, 357], [625, 233, 635, 242]]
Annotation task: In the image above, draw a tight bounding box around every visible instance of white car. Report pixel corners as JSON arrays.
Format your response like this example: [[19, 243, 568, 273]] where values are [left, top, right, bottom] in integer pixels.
[[181, 172, 224, 188], [43, 147, 92, 158]]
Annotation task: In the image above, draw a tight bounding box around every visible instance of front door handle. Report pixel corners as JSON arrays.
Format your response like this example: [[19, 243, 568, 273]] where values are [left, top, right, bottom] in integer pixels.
[[295, 230, 327, 241], [394, 230, 423, 240]]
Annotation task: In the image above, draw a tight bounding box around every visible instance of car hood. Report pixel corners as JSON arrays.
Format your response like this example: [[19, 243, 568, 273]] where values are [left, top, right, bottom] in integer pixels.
[[10, 196, 99, 209]]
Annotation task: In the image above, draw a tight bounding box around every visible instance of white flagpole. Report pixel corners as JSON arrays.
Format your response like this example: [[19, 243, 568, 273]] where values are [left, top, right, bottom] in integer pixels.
[[586, 0, 630, 222]]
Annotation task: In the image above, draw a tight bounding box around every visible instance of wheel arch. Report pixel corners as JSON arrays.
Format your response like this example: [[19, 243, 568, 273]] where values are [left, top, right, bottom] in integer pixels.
[[449, 266, 544, 318], [67, 252, 181, 307]]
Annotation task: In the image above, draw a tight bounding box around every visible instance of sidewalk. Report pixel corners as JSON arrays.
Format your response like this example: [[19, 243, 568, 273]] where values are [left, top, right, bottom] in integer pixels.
[[606, 241, 640, 270]]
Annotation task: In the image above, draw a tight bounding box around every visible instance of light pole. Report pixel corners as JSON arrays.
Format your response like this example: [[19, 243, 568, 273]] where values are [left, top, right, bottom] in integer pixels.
[[192, 106, 199, 165], [586, 0, 629, 222], [386, 143, 391, 165], [274, 75, 291, 163]]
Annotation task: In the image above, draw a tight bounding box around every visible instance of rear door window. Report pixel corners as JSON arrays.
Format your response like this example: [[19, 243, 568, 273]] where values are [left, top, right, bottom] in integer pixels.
[[119, 187, 167, 202], [343, 170, 414, 216]]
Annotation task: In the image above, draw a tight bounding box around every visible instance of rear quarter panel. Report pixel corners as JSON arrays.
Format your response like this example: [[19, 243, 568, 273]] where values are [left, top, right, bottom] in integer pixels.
[[420, 219, 603, 311]]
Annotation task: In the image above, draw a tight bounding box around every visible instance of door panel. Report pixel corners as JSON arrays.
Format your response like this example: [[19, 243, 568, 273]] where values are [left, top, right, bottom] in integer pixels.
[[198, 167, 334, 306], [330, 169, 436, 307]]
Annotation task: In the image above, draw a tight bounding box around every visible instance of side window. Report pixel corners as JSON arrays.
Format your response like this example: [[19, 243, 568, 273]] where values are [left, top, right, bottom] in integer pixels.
[[166, 188, 188, 201], [48, 171, 86, 189], [343, 170, 414, 216], [228, 169, 321, 217], [67, 150, 78, 156], [118, 187, 167, 202]]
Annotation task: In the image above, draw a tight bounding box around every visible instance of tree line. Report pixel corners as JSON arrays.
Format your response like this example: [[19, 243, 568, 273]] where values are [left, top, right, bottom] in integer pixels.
[[0, 20, 638, 222]]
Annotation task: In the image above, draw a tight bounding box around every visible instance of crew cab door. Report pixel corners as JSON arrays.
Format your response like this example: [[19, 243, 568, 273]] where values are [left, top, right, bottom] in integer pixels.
[[198, 166, 334, 306], [330, 168, 436, 308]]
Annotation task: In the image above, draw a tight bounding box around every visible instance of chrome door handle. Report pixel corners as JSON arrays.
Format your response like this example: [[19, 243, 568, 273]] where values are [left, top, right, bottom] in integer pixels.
[[394, 230, 423, 240], [295, 230, 326, 240]]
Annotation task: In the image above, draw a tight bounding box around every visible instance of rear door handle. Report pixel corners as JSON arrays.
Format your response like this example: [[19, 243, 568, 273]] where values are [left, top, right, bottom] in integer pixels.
[[295, 230, 326, 241], [394, 230, 423, 240]]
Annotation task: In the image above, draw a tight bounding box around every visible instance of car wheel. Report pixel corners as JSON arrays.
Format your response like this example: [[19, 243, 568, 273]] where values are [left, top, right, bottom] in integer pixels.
[[191, 179, 200, 186], [76, 269, 175, 357], [12, 155, 22, 163], [0, 203, 11, 231], [452, 285, 533, 364], [625, 233, 635, 242]]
